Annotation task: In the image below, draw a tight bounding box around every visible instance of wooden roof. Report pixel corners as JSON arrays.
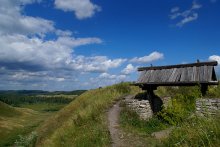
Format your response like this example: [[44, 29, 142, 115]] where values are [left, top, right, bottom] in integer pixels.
[[136, 61, 218, 86]]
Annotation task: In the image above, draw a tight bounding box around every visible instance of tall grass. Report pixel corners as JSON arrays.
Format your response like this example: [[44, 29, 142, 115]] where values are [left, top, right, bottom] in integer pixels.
[[120, 103, 167, 135], [206, 85, 220, 98], [163, 113, 220, 146], [36, 83, 141, 147]]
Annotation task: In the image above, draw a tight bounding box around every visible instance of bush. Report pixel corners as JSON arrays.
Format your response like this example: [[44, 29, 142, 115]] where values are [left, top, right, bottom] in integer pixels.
[[206, 85, 220, 98], [157, 94, 197, 125], [157, 86, 200, 125]]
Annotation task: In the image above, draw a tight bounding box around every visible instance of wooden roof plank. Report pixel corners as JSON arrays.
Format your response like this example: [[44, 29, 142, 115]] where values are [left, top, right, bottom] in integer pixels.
[[138, 61, 218, 71], [136, 61, 218, 85]]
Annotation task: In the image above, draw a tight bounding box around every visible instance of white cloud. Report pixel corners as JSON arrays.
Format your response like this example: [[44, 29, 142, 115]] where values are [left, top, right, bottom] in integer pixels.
[[54, 0, 101, 19], [209, 55, 220, 75], [170, 1, 202, 27], [99, 73, 117, 79], [171, 7, 179, 13], [0, 0, 115, 91], [86, 72, 127, 88], [177, 13, 198, 27], [130, 51, 164, 64], [71, 56, 126, 73], [55, 29, 73, 36], [0, 0, 137, 90], [209, 55, 220, 64], [0, 0, 54, 35], [0, 34, 102, 70], [121, 64, 136, 75]]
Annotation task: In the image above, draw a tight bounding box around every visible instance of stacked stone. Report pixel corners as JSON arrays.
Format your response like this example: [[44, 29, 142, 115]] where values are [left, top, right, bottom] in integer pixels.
[[123, 97, 153, 120], [196, 98, 220, 115]]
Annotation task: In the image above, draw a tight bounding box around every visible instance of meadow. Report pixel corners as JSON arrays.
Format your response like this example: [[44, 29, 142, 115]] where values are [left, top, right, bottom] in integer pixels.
[[0, 90, 84, 146]]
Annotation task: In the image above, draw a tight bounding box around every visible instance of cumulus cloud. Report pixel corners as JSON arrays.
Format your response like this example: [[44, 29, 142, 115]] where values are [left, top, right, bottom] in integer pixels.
[[130, 51, 164, 64], [86, 72, 127, 88], [0, 34, 102, 71], [71, 56, 126, 73], [170, 1, 202, 27], [0, 0, 54, 35], [54, 0, 101, 19], [121, 64, 136, 75], [0, 0, 129, 90], [209, 55, 220, 65], [209, 55, 220, 76]]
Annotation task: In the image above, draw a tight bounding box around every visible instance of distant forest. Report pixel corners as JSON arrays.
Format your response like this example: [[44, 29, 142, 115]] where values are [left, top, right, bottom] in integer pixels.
[[0, 90, 86, 106]]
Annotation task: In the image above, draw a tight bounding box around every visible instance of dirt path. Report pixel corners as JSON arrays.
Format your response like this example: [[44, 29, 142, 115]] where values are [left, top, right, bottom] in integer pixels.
[[107, 99, 151, 147], [107, 101, 124, 147]]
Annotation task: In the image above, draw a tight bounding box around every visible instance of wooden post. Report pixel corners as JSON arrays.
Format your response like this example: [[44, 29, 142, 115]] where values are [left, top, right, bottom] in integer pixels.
[[201, 84, 208, 96]]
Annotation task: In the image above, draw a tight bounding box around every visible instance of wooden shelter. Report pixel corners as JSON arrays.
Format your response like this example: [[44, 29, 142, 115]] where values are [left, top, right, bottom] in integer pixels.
[[135, 61, 219, 96]]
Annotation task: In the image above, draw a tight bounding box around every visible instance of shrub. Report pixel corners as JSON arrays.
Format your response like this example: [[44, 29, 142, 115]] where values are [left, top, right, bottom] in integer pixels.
[[206, 85, 220, 98], [156, 86, 200, 125]]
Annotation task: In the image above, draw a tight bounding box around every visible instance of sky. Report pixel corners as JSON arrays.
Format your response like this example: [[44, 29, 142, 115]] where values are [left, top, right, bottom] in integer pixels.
[[0, 0, 219, 91]]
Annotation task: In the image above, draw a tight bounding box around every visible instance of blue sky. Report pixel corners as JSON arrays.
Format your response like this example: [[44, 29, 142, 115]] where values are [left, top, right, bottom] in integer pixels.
[[0, 0, 219, 91]]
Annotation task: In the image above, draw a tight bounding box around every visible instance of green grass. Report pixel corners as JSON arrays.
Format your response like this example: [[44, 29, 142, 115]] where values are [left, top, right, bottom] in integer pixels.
[[206, 85, 220, 98], [20, 103, 66, 112], [163, 113, 220, 146], [0, 102, 67, 146], [120, 85, 220, 146], [120, 104, 168, 135], [36, 83, 141, 147], [0, 101, 21, 117]]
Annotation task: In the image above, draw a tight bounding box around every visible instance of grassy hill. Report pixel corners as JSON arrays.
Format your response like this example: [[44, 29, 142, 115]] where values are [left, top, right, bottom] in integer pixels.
[[0, 95, 73, 146], [35, 83, 141, 147], [0, 101, 21, 117], [0, 101, 39, 146]]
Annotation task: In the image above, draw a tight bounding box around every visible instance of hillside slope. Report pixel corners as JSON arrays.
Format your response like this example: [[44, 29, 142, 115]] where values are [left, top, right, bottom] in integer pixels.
[[0, 101, 21, 117], [0, 101, 40, 146], [36, 83, 141, 147]]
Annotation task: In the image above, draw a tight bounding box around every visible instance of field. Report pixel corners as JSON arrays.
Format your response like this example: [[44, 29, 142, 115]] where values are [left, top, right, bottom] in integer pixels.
[[0, 91, 84, 146], [1, 83, 220, 147]]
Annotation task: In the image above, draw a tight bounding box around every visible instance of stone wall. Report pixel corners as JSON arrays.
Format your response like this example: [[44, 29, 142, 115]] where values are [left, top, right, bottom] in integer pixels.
[[122, 95, 171, 120], [123, 95, 153, 120], [196, 98, 220, 115]]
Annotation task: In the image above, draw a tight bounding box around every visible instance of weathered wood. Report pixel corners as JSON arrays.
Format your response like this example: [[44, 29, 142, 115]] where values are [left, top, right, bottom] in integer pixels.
[[138, 61, 217, 71], [134, 81, 219, 86], [207, 66, 212, 81], [135, 60, 219, 99]]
